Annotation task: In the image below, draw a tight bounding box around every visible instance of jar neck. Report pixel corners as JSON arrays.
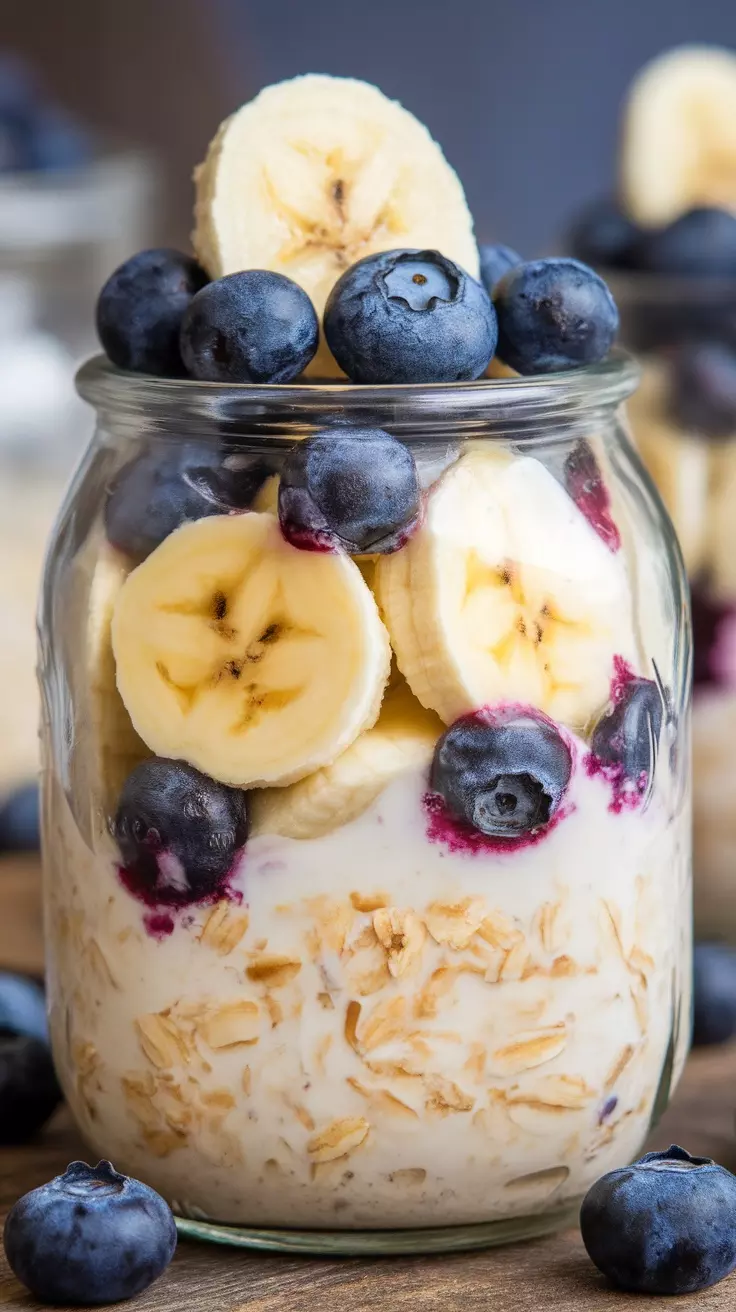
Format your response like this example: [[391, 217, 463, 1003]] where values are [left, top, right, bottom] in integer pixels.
[[76, 352, 639, 446]]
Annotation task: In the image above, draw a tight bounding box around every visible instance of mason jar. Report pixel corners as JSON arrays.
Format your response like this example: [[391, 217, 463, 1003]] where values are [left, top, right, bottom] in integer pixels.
[[613, 272, 736, 941], [38, 353, 692, 1254]]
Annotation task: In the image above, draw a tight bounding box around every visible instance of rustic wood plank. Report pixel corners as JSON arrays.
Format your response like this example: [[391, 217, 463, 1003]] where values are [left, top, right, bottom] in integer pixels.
[[0, 857, 43, 977], [0, 1046, 735, 1310]]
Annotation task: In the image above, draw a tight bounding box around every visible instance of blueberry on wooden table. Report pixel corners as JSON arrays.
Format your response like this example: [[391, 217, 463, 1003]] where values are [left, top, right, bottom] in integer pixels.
[[580, 1144, 736, 1295], [693, 942, 736, 1046], [3, 1160, 177, 1305], [0, 971, 60, 1145]]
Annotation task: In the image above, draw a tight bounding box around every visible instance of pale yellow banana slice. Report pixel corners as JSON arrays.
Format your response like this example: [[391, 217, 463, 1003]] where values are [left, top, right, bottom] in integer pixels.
[[627, 361, 710, 577], [252, 473, 280, 513], [193, 74, 479, 377], [71, 540, 150, 834], [251, 680, 441, 839], [375, 450, 638, 729], [112, 512, 391, 787], [621, 45, 736, 225]]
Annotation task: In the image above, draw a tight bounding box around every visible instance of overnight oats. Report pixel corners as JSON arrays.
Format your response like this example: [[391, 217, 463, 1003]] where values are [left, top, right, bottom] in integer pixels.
[[568, 46, 736, 940], [39, 75, 692, 1251]]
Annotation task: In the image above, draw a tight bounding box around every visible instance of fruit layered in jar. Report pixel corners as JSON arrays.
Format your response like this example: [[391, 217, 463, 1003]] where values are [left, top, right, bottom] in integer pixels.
[[41, 72, 690, 1233]]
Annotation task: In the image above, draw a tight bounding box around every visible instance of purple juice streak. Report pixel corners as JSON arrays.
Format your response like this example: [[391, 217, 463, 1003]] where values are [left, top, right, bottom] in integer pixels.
[[599, 1095, 618, 1124], [423, 791, 572, 856], [279, 521, 338, 553], [610, 654, 637, 703], [116, 846, 245, 941], [565, 444, 621, 553], [584, 752, 646, 815]]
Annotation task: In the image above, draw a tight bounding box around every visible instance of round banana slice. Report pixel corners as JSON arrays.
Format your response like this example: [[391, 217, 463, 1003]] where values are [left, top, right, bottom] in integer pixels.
[[621, 45, 736, 225], [375, 450, 639, 730], [193, 74, 479, 377], [627, 361, 710, 577], [251, 680, 441, 839], [112, 512, 391, 788]]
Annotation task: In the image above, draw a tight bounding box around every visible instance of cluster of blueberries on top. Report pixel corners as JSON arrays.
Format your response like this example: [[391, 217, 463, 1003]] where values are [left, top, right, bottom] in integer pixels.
[[0, 54, 90, 175], [571, 200, 736, 438], [96, 242, 619, 388]]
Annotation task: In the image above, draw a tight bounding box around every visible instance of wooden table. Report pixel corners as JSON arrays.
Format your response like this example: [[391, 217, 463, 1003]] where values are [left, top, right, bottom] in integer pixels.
[[1, 862, 735, 1309]]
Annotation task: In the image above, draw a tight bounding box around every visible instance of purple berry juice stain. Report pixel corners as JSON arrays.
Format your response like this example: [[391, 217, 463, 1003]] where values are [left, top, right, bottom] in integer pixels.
[[116, 848, 245, 941], [598, 1095, 618, 1124], [565, 442, 621, 553], [422, 791, 571, 856]]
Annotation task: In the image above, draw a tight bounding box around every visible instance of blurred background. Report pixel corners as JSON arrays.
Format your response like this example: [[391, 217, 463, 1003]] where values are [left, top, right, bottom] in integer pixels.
[[5, 0, 736, 251]]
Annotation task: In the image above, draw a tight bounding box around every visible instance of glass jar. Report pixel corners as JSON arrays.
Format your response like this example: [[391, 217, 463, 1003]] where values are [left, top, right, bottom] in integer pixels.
[[39, 353, 692, 1255], [613, 272, 736, 941], [0, 149, 155, 791]]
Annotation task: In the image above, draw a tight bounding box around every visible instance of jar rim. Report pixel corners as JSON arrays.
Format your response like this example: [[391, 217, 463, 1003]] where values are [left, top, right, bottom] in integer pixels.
[[76, 350, 640, 441]]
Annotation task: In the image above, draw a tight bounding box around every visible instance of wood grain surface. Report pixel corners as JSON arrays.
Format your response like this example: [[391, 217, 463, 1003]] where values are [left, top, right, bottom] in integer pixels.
[[1, 860, 735, 1309]]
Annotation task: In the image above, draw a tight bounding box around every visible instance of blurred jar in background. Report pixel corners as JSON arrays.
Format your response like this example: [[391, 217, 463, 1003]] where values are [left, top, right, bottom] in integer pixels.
[[0, 54, 156, 802], [567, 45, 736, 943]]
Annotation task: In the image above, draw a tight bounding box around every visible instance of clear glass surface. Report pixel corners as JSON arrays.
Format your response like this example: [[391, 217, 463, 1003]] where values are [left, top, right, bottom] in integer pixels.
[[38, 354, 692, 1251]]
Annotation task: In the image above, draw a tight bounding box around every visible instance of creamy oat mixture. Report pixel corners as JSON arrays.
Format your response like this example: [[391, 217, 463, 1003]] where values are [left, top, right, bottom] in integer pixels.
[[44, 743, 689, 1230]]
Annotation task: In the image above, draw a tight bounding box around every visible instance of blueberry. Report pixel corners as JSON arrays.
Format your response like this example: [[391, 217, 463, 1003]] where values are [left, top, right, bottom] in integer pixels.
[[278, 427, 420, 553], [96, 249, 208, 377], [494, 258, 619, 374], [692, 943, 736, 1046], [0, 1033, 61, 1145], [323, 249, 497, 384], [479, 243, 522, 295], [3, 1159, 177, 1305], [633, 207, 736, 277], [430, 707, 572, 838], [180, 270, 319, 384], [667, 342, 736, 438], [580, 1144, 736, 1295], [114, 758, 248, 908], [590, 678, 663, 789], [105, 443, 271, 562], [567, 197, 641, 270], [0, 781, 39, 851], [0, 972, 47, 1042]]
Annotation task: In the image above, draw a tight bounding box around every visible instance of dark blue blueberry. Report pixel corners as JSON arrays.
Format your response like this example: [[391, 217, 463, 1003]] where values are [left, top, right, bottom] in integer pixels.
[[0, 1033, 61, 1145], [323, 249, 497, 384], [114, 758, 248, 909], [180, 270, 319, 384], [667, 342, 736, 439], [494, 258, 619, 374], [633, 208, 736, 277], [692, 943, 736, 1047], [590, 678, 663, 789], [0, 973, 47, 1043], [479, 244, 522, 295], [3, 1159, 177, 1305], [278, 427, 420, 554], [0, 782, 39, 852], [567, 198, 641, 270], [580, 1144, 736, 1295], [105, 443, 271, 562], [96, 249, 208, 378], [430, 707, 572, 838]]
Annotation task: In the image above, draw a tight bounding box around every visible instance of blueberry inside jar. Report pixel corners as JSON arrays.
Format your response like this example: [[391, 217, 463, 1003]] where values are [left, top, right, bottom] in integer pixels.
[[38, 70, 690, 1249]]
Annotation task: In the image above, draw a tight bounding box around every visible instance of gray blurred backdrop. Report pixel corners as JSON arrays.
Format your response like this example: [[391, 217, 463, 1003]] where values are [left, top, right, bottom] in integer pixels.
[[4, 0, 736, 253]]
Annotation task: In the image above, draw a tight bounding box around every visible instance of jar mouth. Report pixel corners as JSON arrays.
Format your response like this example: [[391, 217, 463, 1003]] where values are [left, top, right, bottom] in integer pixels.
[[76, 350, 640, 442]]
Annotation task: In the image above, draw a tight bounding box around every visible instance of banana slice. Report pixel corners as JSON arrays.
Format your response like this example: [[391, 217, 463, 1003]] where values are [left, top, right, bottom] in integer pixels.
[[112, 512, 391, 787], [193, 74, 479, 377], [72, 540, 150, 833], [251, 680, 441, 839], [627, 361, 710, 577], [375, 450, 638, 729], [252, 473, 280, 514], [621, 46, 736, 225]]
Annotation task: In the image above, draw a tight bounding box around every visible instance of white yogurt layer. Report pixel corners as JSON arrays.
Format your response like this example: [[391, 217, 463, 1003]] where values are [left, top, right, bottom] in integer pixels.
[[44, 740, 690, 1230]]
